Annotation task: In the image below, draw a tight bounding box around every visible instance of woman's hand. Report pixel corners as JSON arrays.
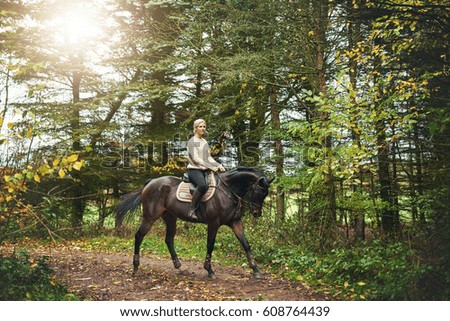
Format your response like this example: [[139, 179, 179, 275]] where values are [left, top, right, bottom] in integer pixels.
[[212, 165, 225, 172]]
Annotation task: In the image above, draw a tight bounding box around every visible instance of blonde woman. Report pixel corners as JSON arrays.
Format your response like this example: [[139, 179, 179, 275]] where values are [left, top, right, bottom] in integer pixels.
[[187, 119, 225, 220]]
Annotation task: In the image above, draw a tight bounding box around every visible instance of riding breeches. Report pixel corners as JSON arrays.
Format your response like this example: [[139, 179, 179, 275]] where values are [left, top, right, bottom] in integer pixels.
[[187, 169, 208, 195]]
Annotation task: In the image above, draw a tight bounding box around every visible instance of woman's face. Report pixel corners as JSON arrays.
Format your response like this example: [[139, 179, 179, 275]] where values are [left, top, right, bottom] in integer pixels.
[[196, 122, 206, 136]]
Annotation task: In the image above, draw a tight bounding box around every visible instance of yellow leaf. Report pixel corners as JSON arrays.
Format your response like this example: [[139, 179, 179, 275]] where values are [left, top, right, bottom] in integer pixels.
[[38, 165, 49, 175], [4, 175, 11, 183], [53, 158, 60, 167], [58, 168, 66, 178], [73, 161, 83, 171], [7, 122, 14, 129], [67, 154, 78, 162], [26, 128, 33, 138], [357, 281, 366, 286], [33, 174, 41, 183]]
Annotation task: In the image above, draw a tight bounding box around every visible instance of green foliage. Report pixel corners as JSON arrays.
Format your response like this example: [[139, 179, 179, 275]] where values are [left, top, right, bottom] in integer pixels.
[[255, 240, 446, 300], [0, 250, 78, 300]]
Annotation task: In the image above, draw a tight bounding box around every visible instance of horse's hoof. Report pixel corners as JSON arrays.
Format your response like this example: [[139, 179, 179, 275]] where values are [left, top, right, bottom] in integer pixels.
[[253, 272, 261, 279], [208, 272, 217, 279], [173, 259, 181, 269]]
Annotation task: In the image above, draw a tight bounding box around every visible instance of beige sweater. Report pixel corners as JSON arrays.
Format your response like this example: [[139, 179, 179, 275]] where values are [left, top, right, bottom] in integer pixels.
[[187, 136, 221, 170]]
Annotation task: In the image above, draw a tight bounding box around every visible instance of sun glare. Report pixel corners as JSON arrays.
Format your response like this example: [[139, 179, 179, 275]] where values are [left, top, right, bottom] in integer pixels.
[[64, 11, 101, 45], [51, 3, 104, 49]]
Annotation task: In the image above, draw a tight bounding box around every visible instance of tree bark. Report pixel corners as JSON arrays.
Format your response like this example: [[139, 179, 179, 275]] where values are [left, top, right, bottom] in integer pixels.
[[376, 118, 394, 233], [312, 0, 336, 236], [348, 0, 365, 241], [270, 86, 285, 222], [71, 70, 84, 229]]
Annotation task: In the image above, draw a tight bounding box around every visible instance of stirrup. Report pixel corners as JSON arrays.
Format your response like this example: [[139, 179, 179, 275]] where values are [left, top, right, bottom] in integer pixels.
[[187, 209, 199, 221]]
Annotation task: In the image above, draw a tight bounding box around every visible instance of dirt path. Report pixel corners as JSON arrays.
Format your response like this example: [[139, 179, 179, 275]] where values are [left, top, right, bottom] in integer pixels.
[[2, 245, 330, 301]]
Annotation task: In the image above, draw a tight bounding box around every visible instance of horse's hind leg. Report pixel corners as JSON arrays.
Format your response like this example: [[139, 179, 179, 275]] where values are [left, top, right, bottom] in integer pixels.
[[133, 216, 155, 275], [162, 213, 181, 269], [133, 185, 169, 275]]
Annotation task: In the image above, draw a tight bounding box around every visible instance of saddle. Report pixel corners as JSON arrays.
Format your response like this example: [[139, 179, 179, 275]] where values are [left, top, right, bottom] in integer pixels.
[[176, 172, 217, 203]]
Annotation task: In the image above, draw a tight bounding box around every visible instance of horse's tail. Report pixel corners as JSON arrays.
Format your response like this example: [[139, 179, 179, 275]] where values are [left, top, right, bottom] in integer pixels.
[[115, 188, 144, 228]]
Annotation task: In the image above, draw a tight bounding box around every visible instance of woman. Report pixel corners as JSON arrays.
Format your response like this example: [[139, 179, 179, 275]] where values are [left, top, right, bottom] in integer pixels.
[[187, 118, 225, 220]]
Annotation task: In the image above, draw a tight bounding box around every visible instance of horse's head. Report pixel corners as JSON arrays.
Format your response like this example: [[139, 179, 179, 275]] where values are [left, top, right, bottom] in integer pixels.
[[221, 167, 273, 217], [248, 176, 272, 217]]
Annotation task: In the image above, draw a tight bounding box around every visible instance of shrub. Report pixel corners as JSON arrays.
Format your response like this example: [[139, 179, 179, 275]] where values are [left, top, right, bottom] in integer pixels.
[[255, 240, 445, 300], [0, 250, 78, 300]]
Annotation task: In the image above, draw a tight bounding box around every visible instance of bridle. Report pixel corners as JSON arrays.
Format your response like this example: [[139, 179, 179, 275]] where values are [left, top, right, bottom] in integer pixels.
[[216, 174, 267, 210]]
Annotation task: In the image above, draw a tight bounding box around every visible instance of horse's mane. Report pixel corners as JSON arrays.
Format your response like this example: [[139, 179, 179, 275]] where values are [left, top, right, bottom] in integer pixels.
[[222, 167, 264, 178]]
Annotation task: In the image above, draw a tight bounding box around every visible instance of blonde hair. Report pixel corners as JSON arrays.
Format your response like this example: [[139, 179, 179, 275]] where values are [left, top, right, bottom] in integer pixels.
[[193, 118, 206, 134]]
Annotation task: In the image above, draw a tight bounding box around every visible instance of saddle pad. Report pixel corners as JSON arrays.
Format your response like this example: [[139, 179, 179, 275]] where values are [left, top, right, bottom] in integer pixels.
[[176, 172, 217, 203]]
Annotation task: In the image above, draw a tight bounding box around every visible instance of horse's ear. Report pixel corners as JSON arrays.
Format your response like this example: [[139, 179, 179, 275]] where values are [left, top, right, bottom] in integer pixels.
[[257, 177, 271, 188], [257, 177, 267, 188]]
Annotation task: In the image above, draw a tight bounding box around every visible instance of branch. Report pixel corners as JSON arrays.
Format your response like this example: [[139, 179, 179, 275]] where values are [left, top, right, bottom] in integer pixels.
[[89, 69, 142, 148], [15, 198, 63, 244]]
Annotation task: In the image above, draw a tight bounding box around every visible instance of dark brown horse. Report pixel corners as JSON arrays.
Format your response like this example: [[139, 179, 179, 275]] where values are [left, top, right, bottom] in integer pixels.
[[115, 167, 272, 278]]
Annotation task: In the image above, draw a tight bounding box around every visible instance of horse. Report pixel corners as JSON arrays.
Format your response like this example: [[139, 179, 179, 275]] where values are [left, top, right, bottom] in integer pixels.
[[115, 167, 272, 279]]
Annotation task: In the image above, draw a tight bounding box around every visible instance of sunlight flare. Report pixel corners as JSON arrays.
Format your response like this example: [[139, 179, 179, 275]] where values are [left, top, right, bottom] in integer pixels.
[[50, 2, 105, 49]]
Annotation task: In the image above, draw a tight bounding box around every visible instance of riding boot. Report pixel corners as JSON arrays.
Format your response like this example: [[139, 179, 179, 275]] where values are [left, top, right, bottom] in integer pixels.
[[187, 189, 203, 221]]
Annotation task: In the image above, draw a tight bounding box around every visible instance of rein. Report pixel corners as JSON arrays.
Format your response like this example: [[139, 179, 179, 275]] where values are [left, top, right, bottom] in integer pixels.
[[216, 174, 265, 210]]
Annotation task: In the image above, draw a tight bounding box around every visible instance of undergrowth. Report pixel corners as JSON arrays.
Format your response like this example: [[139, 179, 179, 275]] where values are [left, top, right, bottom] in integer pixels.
[[0, 250, 78, 300], [3, 215, 448, 301], [81, 218, 448, 300], [254, 240, 447, 300]]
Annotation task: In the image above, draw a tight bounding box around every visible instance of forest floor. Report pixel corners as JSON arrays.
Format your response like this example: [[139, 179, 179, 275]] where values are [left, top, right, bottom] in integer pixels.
[[1, 242, 331, 301]]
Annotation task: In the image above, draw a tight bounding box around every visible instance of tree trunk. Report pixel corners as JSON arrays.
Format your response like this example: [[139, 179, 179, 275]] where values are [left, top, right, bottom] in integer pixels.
[[347, 0, 366, 242], [376, 118, 394, 233], [0, 56, 11, 132], [71, 70, 84, 229], [413, 125, 425, 224], [270, 86, 285, 222], [312, 0, 336, 237], [391, 124, 400, 230]]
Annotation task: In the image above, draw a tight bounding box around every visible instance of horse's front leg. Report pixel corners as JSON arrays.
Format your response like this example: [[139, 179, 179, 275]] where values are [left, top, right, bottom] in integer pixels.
[[230, 219, 261, 278], [204, 223, 219, 278]]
